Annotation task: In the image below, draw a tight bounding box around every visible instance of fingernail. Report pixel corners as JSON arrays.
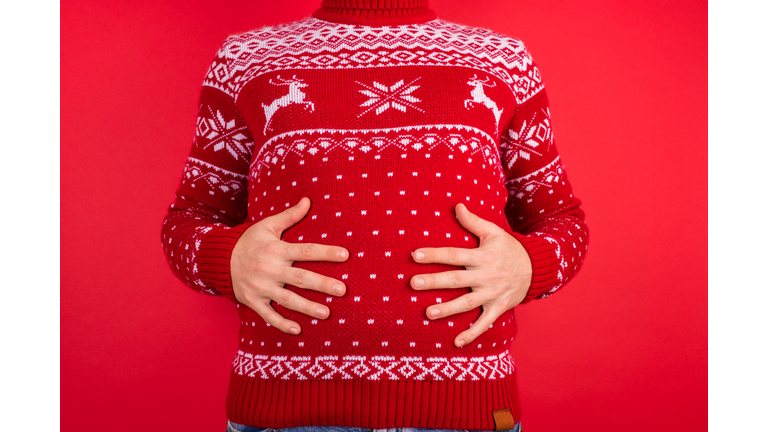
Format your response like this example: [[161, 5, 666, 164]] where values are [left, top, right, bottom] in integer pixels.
[[337, 250, 347, 260], [414, 277, 424, 287], [414, 251, 425, 260], [333, 284, 343, 295], [289, 327, 299, 334], [430, 308, 440, 318], [457, 339, 466, 347], [316, 307, 327, 317]]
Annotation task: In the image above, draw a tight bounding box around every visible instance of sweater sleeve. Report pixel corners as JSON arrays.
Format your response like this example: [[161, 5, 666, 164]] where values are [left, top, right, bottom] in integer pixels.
[[160, 37, 257, 302], [500, 44, 589, 304]]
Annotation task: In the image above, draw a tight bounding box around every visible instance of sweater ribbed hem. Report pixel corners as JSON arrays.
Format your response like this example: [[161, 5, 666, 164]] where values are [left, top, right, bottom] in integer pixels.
[[510, 232, 560, 303], [197, 223, 257, 301], [225, 367, 521, 428]]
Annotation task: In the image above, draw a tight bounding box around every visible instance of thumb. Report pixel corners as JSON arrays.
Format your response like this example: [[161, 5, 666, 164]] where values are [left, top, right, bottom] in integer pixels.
[[265, 197, 310, 238], [455, 202, 496, 242]]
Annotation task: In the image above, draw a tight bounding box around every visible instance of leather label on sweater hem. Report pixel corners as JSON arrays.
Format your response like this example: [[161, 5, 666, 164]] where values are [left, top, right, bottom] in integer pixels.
[[492, 408, 515, 431]]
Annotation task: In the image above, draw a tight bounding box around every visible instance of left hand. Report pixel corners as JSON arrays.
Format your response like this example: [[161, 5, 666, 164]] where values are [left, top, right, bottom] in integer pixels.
[[410, 202, 533, 347]]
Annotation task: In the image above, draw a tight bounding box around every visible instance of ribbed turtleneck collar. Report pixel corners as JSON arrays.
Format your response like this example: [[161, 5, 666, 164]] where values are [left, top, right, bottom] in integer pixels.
[[312, 0, 437, 26]]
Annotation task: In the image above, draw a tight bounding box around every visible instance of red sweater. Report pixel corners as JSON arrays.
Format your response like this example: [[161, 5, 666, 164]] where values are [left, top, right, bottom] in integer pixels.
[[161, 0, 589, 429]]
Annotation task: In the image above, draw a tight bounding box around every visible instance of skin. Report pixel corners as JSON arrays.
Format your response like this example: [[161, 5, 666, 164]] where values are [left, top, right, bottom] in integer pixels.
[[230, 197, 350, 335], [230, 197, 532, 346], [410, 202, 532, 347]]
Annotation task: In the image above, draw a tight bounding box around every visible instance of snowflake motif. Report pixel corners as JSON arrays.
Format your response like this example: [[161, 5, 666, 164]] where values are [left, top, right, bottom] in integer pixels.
[[197, 105, 253, 161], [356, 78, 424, 118], [501, 106, 551, 169]]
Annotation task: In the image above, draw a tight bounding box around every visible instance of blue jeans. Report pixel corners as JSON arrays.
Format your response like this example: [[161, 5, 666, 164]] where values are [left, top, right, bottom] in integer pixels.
[[225, 423, 522, 432]]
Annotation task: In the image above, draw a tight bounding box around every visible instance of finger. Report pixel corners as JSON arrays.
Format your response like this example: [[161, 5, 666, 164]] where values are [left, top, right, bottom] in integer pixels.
[[263, 197, 311, 238], [251, 300, 303, 335], [412, 246, 478, 266], [454, 305, 504, 347], [285, 241, 349, 263], [270, 286, 331, 320], [425, 290, 489, 319], [280, 265, 347, 296], [455, 203, 498, 242], [411, 269, 481, 291]]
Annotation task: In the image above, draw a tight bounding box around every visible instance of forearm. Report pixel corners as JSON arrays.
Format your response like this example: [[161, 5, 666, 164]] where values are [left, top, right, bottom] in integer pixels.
[[501, 46, 590, 302], [160, 36, 256, 300]]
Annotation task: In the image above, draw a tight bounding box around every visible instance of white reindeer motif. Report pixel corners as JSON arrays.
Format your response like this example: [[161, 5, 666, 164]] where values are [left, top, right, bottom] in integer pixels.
[[261, 75, 315, 135], [464, 74, 504, 135]]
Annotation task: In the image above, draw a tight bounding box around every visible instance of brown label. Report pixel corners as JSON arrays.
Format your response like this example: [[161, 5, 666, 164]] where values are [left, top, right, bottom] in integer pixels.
[[492, 408, 516, 431]]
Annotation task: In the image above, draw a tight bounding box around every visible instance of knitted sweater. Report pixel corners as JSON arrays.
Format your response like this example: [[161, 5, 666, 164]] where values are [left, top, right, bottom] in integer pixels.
[[161, 0, 589, 429]]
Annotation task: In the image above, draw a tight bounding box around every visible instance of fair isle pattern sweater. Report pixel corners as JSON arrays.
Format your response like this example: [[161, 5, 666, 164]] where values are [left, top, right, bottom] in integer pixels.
[[160, 1, 588, 429]]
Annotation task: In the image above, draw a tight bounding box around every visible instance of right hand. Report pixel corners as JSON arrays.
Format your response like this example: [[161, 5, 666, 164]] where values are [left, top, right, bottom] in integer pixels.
[[230, 197, 349, 335]]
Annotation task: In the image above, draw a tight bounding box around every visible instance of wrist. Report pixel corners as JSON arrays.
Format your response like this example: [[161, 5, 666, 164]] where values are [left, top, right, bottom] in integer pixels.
[[509, 232, 560, 303]]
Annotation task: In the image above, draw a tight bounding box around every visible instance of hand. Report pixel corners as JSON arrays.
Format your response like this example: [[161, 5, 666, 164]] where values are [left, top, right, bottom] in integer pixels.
[[410, 202, 533, 347], [230, 197, 349, 335]]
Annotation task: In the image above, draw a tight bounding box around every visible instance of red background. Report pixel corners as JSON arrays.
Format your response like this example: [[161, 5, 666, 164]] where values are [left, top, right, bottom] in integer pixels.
[[61, 1, 707, 431]]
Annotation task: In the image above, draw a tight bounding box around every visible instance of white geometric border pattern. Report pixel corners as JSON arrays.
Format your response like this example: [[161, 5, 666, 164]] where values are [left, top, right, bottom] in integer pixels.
[[249, 124, 503, 183], [183, 157, 248, 200], [504, 156, 565, 202], [208, 18, 543, 105], [232, 350, 515, 381]]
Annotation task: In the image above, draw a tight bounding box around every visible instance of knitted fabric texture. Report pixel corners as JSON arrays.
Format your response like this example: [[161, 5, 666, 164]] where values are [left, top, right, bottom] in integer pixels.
[[161, 2, 589, 429]]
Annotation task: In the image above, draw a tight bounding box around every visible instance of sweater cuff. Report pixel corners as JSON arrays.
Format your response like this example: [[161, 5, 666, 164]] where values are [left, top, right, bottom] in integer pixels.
[[510, 232, 561, 303], [197, 222, 257, 302]]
